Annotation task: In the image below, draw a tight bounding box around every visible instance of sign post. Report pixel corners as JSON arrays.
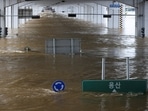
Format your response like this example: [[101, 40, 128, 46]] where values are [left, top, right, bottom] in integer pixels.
[[82, 57, 147, 93], [82, 80, 147, 93], [126, 57, 130, 79], [102, 58, 105, 80]]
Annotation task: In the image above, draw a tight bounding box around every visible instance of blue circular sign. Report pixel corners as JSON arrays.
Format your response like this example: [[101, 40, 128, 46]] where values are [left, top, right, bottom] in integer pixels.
[[52, 80, 65, 92]]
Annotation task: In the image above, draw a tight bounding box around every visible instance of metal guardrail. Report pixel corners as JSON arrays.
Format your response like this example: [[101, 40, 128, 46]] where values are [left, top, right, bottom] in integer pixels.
[[101, 57, 130, 80]]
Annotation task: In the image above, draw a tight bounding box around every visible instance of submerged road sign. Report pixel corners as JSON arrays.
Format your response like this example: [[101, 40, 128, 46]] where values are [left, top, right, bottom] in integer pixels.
[[52, 80, 65, 92], [45, 38, 81, 55], [82, 80, 147, 93]]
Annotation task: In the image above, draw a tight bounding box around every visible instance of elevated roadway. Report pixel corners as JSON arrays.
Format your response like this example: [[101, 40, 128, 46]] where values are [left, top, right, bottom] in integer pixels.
[[0, 0, 148, 37]]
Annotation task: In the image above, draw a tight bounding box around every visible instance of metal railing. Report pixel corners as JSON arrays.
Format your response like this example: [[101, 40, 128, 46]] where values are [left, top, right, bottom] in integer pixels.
[[101, 57, 130, 80]]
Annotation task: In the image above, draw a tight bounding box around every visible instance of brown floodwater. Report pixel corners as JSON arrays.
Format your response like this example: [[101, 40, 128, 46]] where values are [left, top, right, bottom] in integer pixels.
[[0, 14, 148, 111]]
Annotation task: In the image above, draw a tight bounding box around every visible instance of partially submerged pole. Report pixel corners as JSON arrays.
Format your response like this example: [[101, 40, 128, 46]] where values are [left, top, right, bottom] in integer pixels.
[[126, 57, 130, 79], [102, 58, 105, 80]]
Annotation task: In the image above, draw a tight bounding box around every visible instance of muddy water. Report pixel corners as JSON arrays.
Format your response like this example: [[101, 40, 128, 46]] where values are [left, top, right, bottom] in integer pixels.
[[0, 14, 148, 111]]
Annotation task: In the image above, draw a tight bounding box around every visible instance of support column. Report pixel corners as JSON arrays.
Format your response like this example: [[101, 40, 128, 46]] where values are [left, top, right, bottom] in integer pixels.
[[77, 5, 81, 19], [78, 4, 85, 20], [108, 6, 124, 29], [79, 5, 84, 20], [103, 6, 108, 27], [135, 0, 148, 37], [86, 5, 93, 22], [12, 4, 19, 29], [0, 0, 6, 37], [5, 6, 11, 28], [145, 1, 148, 37], [99, 5, 106, 26], [11, 4, 19, 35], [135, 1, 145, 37], [84, 4, 87, 21], [108, 8, 120, 28], [86, 3, 99, 24], [95, 4, 105, 26], [94, 3, 99, 24]]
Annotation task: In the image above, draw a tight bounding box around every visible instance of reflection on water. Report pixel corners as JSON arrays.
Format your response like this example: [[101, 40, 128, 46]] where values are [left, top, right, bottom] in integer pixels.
[[92, 35, 137, 58], [0, 14, 147, 111]]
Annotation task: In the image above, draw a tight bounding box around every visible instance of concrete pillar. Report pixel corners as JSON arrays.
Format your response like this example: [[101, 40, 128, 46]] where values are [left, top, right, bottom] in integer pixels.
[[5, 6, 11, 28], [77, 4, 85, 20], [11, 6, 14, 29], [83, 3, 105, 25], [12, 4, 19, 28], [86, 5, 93, 22], [77, 5, 81, 19], [135, 0, 148, 37], [107, 5, 125, 29], [101, 6, 108, 27], [32, 5, 41, 15], [98, 5, 106, 25], [5, 4, 19, 35], [135, 1, 144, 37], [108, 8, 119, 28], [83, 4, 87, 21], [94, 3, 105, 25], [5, 4, 19, 29], [85, 4, 94, 22], [0, 0, 6, 37], [145, 1, 148, 37], [85, 3, 97, 24], [94, 4, 99, 24], [77, 5, 84, 20], [78, 3, 107, 27]]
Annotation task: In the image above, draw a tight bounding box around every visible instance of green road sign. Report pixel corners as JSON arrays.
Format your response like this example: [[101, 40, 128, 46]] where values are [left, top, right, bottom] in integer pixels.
[[82, 80, 147, 93]]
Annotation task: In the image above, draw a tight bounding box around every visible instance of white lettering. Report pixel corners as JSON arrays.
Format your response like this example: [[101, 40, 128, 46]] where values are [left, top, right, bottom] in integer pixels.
[[109, 82, 121, 90]]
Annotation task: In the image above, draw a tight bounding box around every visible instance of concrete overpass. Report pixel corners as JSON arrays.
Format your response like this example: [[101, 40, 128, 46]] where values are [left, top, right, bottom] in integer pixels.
[[0, 0, 148, 37]]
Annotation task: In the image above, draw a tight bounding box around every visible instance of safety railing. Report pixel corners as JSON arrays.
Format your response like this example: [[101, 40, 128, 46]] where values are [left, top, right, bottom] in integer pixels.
[[101, 57, 130, 80]]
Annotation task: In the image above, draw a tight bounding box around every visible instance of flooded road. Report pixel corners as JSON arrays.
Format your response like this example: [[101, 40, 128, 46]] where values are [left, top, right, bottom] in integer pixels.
[[0, 14, 148, 111]]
